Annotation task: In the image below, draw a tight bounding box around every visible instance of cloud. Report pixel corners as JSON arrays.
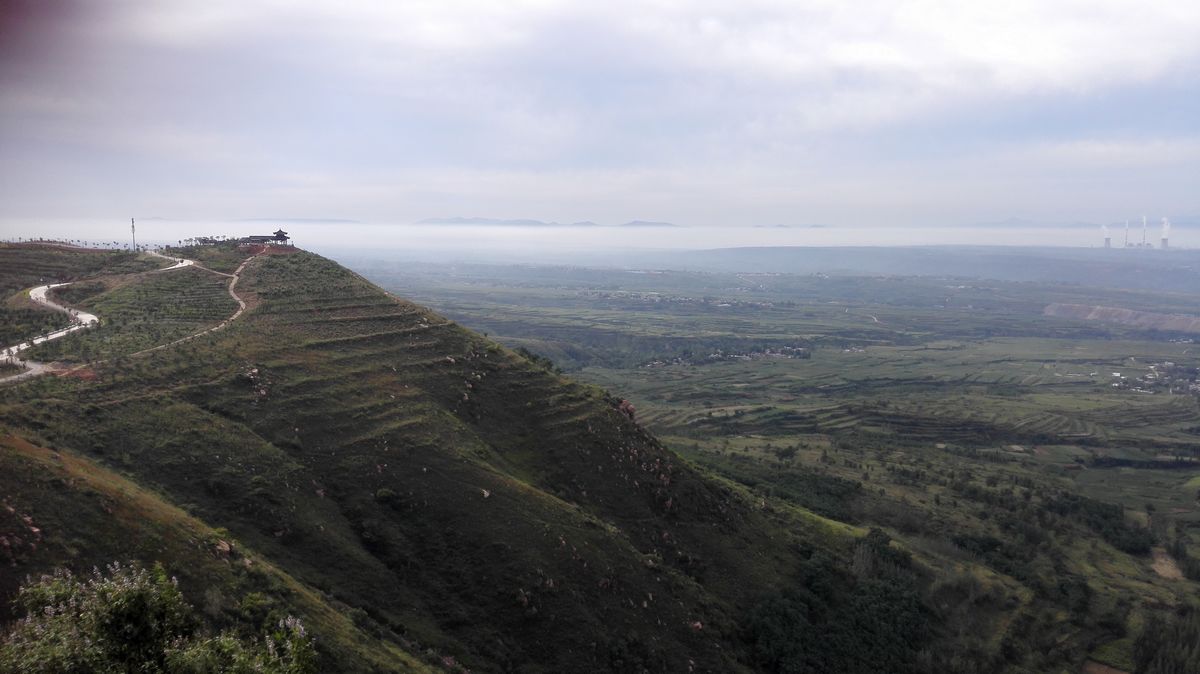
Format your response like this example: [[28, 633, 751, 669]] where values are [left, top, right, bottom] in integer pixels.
[[0, 1, 1198, 226], [1014, 137, 1200, 168]]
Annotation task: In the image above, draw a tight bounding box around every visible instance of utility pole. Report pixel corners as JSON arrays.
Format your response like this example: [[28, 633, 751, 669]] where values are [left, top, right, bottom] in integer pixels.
[[131, 217, 136, 250]]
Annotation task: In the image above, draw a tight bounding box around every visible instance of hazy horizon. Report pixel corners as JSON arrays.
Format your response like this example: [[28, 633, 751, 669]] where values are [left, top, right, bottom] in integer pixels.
[[2, 1, 1198, 230], [2, 218, 1196, 268]]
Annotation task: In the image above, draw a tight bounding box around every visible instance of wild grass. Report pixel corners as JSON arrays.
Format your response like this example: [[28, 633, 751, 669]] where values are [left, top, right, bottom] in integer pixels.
[[0, 244, 159, 346], [26, 266, 237, 363]]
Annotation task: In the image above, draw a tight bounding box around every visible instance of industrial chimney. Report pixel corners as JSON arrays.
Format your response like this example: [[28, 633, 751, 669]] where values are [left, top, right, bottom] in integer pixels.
[[1102, 224, 1110, 248], [1161, 218, 1171, 249]]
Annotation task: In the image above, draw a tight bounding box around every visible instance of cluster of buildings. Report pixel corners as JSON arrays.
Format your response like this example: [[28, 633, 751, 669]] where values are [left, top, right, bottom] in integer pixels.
[[186, 230, 292, 247], [1109, 362, 1200, 395]]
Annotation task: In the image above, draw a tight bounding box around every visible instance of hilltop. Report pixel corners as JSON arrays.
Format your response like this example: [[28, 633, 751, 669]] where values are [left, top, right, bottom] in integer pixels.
[[416, 217, 679, 228], [0, 243, 846, 672]]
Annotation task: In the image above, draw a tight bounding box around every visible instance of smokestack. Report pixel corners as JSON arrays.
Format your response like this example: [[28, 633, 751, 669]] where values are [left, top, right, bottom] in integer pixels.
[[1142, 215, 1147, 247], [1102, 224, 1110, 248], [1124, 220, 1129, 247], [131, 217, 136, 250], [1161, 217, 1171, 249]]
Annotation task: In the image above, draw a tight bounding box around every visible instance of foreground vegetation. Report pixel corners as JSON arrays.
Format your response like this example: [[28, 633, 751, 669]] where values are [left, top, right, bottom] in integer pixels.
[[0, 562, 314, 674]]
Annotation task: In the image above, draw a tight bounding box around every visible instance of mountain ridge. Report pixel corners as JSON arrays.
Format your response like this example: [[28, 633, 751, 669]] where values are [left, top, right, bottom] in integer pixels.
[[0, 245, 813, 672]]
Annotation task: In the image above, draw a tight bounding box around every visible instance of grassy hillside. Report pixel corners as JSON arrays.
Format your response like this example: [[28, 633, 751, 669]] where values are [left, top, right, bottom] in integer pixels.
[[27, 266, 238, 363], [0, 244, 158, 345], [0, 245, 821, 672], [0, 434, 435, 673]]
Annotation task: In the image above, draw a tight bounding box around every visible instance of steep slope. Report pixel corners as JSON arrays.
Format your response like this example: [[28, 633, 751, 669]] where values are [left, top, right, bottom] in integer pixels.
[[0, 434, 436, 673], [1, 248, 810, 672]]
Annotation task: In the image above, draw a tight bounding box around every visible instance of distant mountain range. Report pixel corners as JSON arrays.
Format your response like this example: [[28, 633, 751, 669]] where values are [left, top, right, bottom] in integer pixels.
[[417, 217, 680, 227]]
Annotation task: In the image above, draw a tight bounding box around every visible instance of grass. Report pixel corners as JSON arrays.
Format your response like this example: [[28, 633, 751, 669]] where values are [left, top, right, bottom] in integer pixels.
[[24, 265, 238, 364], [0, 246, 825, 673], [0, 244, 160, 346], [0, 433, 438, 672], [164, 244, 260, 274]]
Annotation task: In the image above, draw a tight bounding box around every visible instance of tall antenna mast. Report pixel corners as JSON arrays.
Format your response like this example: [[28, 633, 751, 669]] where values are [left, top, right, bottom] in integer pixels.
[[131, 217, 136, 250]]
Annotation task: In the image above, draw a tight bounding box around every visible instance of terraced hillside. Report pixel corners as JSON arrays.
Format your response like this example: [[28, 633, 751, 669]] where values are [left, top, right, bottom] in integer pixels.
[[26, 265, 238, 363], [0, 244, 158, 345], [0, 246, 836, 672]]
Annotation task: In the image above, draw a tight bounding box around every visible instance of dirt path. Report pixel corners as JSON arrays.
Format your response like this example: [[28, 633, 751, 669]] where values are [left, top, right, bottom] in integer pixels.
[[1, 249, 258, 383], [127, 252, 258, 357], [145, 249, 194, 271], [1151, 546, 1184, 580]]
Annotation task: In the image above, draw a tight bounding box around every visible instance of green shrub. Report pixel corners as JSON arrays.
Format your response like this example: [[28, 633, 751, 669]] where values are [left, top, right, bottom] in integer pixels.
[[0, 562, 314, 674]]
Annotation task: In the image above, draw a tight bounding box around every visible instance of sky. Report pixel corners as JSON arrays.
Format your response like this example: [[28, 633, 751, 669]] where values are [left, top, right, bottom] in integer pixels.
[[1, 0, 1198, 231]]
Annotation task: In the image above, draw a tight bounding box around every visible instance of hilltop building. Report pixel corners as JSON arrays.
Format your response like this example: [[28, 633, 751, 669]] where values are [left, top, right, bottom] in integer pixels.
[[241, 229, 291, 245]]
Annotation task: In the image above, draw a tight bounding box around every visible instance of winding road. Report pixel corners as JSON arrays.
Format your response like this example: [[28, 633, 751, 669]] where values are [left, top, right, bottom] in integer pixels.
[[1, 248, 253, 383], [0, 284, 101, 382]]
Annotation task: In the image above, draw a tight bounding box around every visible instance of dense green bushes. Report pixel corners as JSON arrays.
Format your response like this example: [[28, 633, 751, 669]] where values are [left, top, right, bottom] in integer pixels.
[[746, 530, 931, 674], [1043, 492, 1153, 555], [0, 563, 314, 674], [1133, 605, 1200, 674]]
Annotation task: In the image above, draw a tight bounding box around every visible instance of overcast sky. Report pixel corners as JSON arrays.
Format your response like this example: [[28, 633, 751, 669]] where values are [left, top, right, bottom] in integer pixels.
[[1, 0, 1197, 228]]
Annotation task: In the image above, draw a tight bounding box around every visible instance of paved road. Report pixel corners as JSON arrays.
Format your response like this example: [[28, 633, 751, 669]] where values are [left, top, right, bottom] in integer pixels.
[[146, 249, 194, 271], [0, 249, 241, 384], [1, 283, 103, 382]]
